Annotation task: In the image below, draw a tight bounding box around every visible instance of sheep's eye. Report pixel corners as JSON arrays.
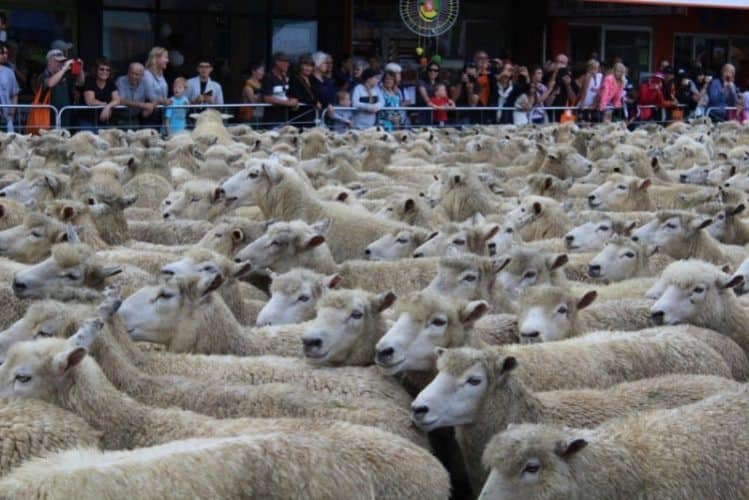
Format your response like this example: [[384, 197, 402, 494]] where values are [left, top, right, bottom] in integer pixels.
[[623, 251, 635, 258], [463, 274, 477, 283], [248, 171, 259, 179], [431, 317, 447, 327], [190, 197, 200, 203], [160, 269, 175, 276], [505, 227, 513, 233], [396, 237, 408, 244], [35, 330, 52, 338], [598, 225, 609, 231], [164, 200, 172, 205], [520, 208, 526, 213], [214, 233, 223, 239], [718, 214, 725, 220], [386, 207, 393, 212], [524, 271, 537, 279], [523, 462, 541, 475], [15, 374, 31, 383], [200, 265, 217, 273], [557, 305, 569, 315], [453, 238, 466, 246], [158, 291, 174, 300], [693, 286, 705, 294], [466, 376, 482, 386], [270, 240, 281, 246], [298, 294, 310, 303], [665, 223, 677, 229], [65, 272, 80, 280], [87, 198, 96, 205], [350, 310, 364, 319], [617, 185, 627, 190], [30, 230, 42, 238]]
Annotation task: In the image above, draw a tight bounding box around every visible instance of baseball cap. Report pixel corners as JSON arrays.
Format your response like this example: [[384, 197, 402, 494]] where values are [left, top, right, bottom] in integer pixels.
[[51, 40, 73, 51], [46, 49, 67, 61], [273, 51, 290, 63]]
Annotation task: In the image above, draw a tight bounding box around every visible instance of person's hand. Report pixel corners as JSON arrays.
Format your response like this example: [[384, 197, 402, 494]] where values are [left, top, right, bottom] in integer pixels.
[[345, 119, 352, 126], [141, 102, 155, 117], [562, 74, 572, 86], [100, 106, 112, 121], [62, 59, 73, 72], [202, 94, 214, 104]]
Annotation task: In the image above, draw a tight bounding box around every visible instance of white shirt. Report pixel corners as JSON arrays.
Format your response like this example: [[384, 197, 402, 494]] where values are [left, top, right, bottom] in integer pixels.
[[185, 76, 224, 105]]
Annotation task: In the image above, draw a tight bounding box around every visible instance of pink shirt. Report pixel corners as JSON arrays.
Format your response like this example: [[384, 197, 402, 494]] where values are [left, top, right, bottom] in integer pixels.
[[598, 74, 624, 111]]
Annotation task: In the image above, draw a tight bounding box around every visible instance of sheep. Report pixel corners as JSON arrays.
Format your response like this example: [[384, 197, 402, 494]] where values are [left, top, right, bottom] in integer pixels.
[[220, 160, 410, 261], [427, 254, 514, 313], [123, 172, 173, 210], [518, 174, 572, 201], [536, 145, 593, 179], [365, 227, 433, 261], [234, 219, 338, 274], [0, 199, 24, 231], [701, 203, 749, 245], [412, 346, 740, 492], [76, 173, 137, 245], [335, 257, 438, 296], [377, 192, 442, 227], [586, 174, 655, 212], [586, 234, 673, 283], [631, 210, 747, 266], [160, 179, 224, 221], [437, 166, 497, 221], [0, 397, 102, 478], [0, 213, 68, 263], [128, 219, 214, 245], [256, 268, 341, 326], [562, 214, 635, 252], [42, 199, 109, 250], [0, 169, 70, 206], [506, 196, 573, 241], [0, 429, 449, 500], [497, 247, 568, 301], [479, 386, 749, 500], [650, 259, 749, 355], [413, 216, 503, 258], [190, 109, 233, 145]]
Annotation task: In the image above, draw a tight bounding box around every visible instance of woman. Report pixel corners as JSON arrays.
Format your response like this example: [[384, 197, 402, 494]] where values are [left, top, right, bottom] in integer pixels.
[[417, 63, 441, 125], [578, 59, 603, 122], [311, 51, 336, 108], [529, 65, 551, 124], [239, 61, 264, 122], [693, 67, 711, 118], [377, 71, 405, 131], [452, 67, 481, 125], [351, 68, 382, 129], [512, 71, 533, 126], [598, 62, 627, 122], [288, 54, 320, 127], [81, 57, 119, 130], [142, 46, 170, 129]]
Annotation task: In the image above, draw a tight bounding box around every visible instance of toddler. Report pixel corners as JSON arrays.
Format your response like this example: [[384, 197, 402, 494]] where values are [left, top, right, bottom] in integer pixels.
[[165, 77, 189, 135], [330, 89, 353, 132], [429, 83, 455, 126]]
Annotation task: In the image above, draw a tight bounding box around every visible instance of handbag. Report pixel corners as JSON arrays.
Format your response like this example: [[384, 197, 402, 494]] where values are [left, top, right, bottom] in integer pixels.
[[26, 85, 52, 135], [560, 100, 576, 124]]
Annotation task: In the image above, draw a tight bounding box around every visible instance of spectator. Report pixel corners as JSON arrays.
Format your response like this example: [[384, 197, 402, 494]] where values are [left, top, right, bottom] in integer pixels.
[[41, 49, 84, 128], [473, 50, 492, 107], [384, 62, 408, 103], [4, 41, 27, 92], [0, 41, 18, 131], [378, 70, 405, 131], [693, 67, 711, 118], [452, 65, 480, 124], [674, 67, 700, 119], [0, 12, 6, 43], [707, 63, 739, 122], [81, 57, 119, 130], [637, 72, 676, 121], [142, 46, 170, 129], [545, 53, 579, 122], [330, 89, 352, 132], [349, 58, 368, 90], [116, 62, 151, 126], [578, 59, 603, 122], [51, 40, 73, 57], [311, 51, 336, 109], [429, 82, 454, 127], [288, 54, 320, 127], [186, 60, 224, 107], [495, 68, 514, 124], [261, 52, 298, 128], [239, 60, 264, 122], [351, 68, 382, 129], [598, 62, 626, 122], [417, 62, 440, 124], [512, 72, 533, 126], [164, 77, 189, 136], [529, 65, 551, 124]]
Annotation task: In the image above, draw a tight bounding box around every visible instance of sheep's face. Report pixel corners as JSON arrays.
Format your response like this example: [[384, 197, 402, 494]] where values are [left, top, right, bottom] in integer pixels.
[[650, 281, 709, 325], [706, 165, 735, 186], [564, 220, 613, 251], [160, 256, 223, 282], [427, 262, 485, 302], [541, 151, 592, 178], [650, 271, 739, 327], [302, 291, 392, 365], [198, 223, 248, 257], [679, 164, 711, 184], [478, 425, 585, 500], [518, 303, 572, 344], [705, 209, 729, 241], [234, 220, 328, 271], [0, 173, 60, 205], [631, 216, 687, 247], [733, 258, 749, 295], [0, 306, 73, 365], [411, 360, 487, 431], [0, 217, 66, 263], [160, 188, 217, 220], [412, 231, 446, 258], [221, 162, 279, 208], [117, 282, 185, 343], [487, 225, 517, 256], [722, 173, 749, 191], [588, 241, 641, 281], [160, 190, 186, 219], [366, 230, 426, 261], [587, 176, 649, 211], [257, 272, 339, 327], [498, 254, 565, 301], [507, 200, 541, 229]]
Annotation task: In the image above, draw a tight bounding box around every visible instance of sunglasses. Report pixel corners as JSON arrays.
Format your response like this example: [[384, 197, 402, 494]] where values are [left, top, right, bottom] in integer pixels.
[[98, 67, 111, 72], [428, 68, 439, 72]]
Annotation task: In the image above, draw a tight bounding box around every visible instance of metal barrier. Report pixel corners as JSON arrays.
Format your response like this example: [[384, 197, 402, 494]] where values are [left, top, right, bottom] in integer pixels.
[[0, 103, 60, 134], [56, 102, 318, 133], [705, 106, 741, 122]]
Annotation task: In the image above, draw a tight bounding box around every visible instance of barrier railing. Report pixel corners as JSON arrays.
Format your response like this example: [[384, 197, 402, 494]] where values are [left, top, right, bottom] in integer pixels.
[[0, 103, 61, 134], [705, 106, 741, 122]]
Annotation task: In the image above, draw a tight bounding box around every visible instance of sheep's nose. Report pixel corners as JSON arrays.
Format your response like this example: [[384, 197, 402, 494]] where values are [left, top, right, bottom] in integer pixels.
[[679, 174, 687, 182], [163, 213, 170, 219], [650, 311, 664, 325], [521, 330, 539, 338], [487, 242, 496, 254], [565, 235, 574, 243], [588, 265, 601, 277], [0, 191, 5, 197], [302, 337, 322, 349], [364, 248, 371, 256], [413, 252, 424, 258], [587, 195, 596, 202], [376, 347, 394, 363], [11, 279, 26, 292], [234, 257, 243, 263], [411, 405, 429, 420]]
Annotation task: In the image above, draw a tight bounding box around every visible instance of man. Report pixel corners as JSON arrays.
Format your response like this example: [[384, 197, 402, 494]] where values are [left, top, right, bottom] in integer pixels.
[[186, 60, 224, 106], [116, 62, 152, 126], [0, 12, 7, 43], [50, 39, 73, 57], [41, 48, 84, 128], [0, 42, 18, 131], [544, 52, 578, 122], [261, 52, 298, 127], [708, 63, 739, 122]]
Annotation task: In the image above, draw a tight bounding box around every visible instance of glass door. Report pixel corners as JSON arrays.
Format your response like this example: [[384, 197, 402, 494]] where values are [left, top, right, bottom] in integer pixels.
[[569, 25, 601, 64], [603, 27, 651, 83]]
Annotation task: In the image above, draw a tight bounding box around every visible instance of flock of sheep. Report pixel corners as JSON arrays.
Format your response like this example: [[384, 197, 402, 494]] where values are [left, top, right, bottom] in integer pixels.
[[0, 110, 748, 498]]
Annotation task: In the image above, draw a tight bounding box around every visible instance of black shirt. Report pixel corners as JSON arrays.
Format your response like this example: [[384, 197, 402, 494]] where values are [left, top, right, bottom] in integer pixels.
[[83, 76, 118, 123], [261, 72, 291, 125]]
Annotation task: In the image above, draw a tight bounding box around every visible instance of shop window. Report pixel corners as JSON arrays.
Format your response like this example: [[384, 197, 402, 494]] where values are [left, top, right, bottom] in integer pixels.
[[102, 0, 155, 7], [273, 20, 318, 57], [102, 10, 154, 72], [674, 35, 694, 71], [604, 28, 650, 83]]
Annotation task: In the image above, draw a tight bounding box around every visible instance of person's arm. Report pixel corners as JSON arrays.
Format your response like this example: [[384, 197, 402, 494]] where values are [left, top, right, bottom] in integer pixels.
[[351, 86, 369, 112], [597, 76, 612, 112], [578, 73, 591, 107], [418, 83, 432, 107], [45, 60, 73, 89], [214, 84, 224, 105], [708, 79, 723, 106]]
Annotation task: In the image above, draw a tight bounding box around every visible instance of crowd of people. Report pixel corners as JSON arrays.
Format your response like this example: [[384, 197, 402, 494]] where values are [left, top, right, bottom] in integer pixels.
[[0, 19, 747, 134]]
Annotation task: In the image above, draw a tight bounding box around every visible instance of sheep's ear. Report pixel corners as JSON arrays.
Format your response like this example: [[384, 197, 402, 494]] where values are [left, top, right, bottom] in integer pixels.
[[262, 163, 283, 184], [453, 174, 461, 184], [718, 152, 728, 160], [483, 224, 500, 242], [322, 273, 343, 290], [543, 176, 553, 190], [719, 274, 743, 290], [404, 198, 416, 213], [638, 179, 651, 191], [231, 228, 244, 243], [310, 218, 332, 235], [645, 279, 666, 300], [65, 224, 81, 244], [426, 231, 439, 242], [730, 165, 737, 177], [304, 234, 326, 250], [52, 346, 87, 375], [213, 187, 225, 202], [651, 157, 660, 170], [101, 266, 123, 278], [201, 274, 224, 296], [231, 261, 253, 279], [374, 291, 397, 313], [690, 216, 713, 231], [45, 174, 60, 193], [491, 255, 511, 274], [61, 205, 76, 221], [0, 204, 4, 218], [460, 300, 489, 325], [731, 204, 745, 216], [547, 254, 568, 271], [555, 438, 588, 459], [577, 290, 597, 310], [532, 202, 542, 215], [646, 245, 659, 257], [336, 191, 349, 202], [497, 355, 517, 374]]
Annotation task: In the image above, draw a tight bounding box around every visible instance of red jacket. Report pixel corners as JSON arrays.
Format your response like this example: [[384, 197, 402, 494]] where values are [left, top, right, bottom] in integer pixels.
[[638, 80, 673, 120]]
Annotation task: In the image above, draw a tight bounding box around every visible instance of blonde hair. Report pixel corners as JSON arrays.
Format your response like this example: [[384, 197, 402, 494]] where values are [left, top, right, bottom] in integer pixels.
[[173, 77, 187, 88], [586, 59, 599, 72], [145, 46, 167, 75], [613, 62, 626, 81]]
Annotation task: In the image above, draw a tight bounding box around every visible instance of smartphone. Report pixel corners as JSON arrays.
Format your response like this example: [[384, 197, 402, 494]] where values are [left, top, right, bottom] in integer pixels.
[[205, 90, 213, 96]]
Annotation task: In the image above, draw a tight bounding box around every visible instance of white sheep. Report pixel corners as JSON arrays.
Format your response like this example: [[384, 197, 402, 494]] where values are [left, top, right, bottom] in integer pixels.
[[365, 227, 433, 261], [257, 268, 341, 326]]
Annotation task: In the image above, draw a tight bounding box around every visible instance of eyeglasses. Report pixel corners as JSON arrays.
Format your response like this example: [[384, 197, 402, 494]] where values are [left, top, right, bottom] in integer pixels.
[[98, 67, 111, 73], [428, 68, 439, 72]]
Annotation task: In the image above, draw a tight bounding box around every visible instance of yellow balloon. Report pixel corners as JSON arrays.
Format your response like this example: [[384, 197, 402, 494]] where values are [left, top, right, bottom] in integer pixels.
[[415, 47, 424, 56]]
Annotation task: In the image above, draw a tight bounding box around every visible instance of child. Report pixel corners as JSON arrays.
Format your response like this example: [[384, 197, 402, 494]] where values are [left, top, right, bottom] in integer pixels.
[[164, 77, 189, 135], [429, 83, 455, 126], [330, 89, 353, 132]]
